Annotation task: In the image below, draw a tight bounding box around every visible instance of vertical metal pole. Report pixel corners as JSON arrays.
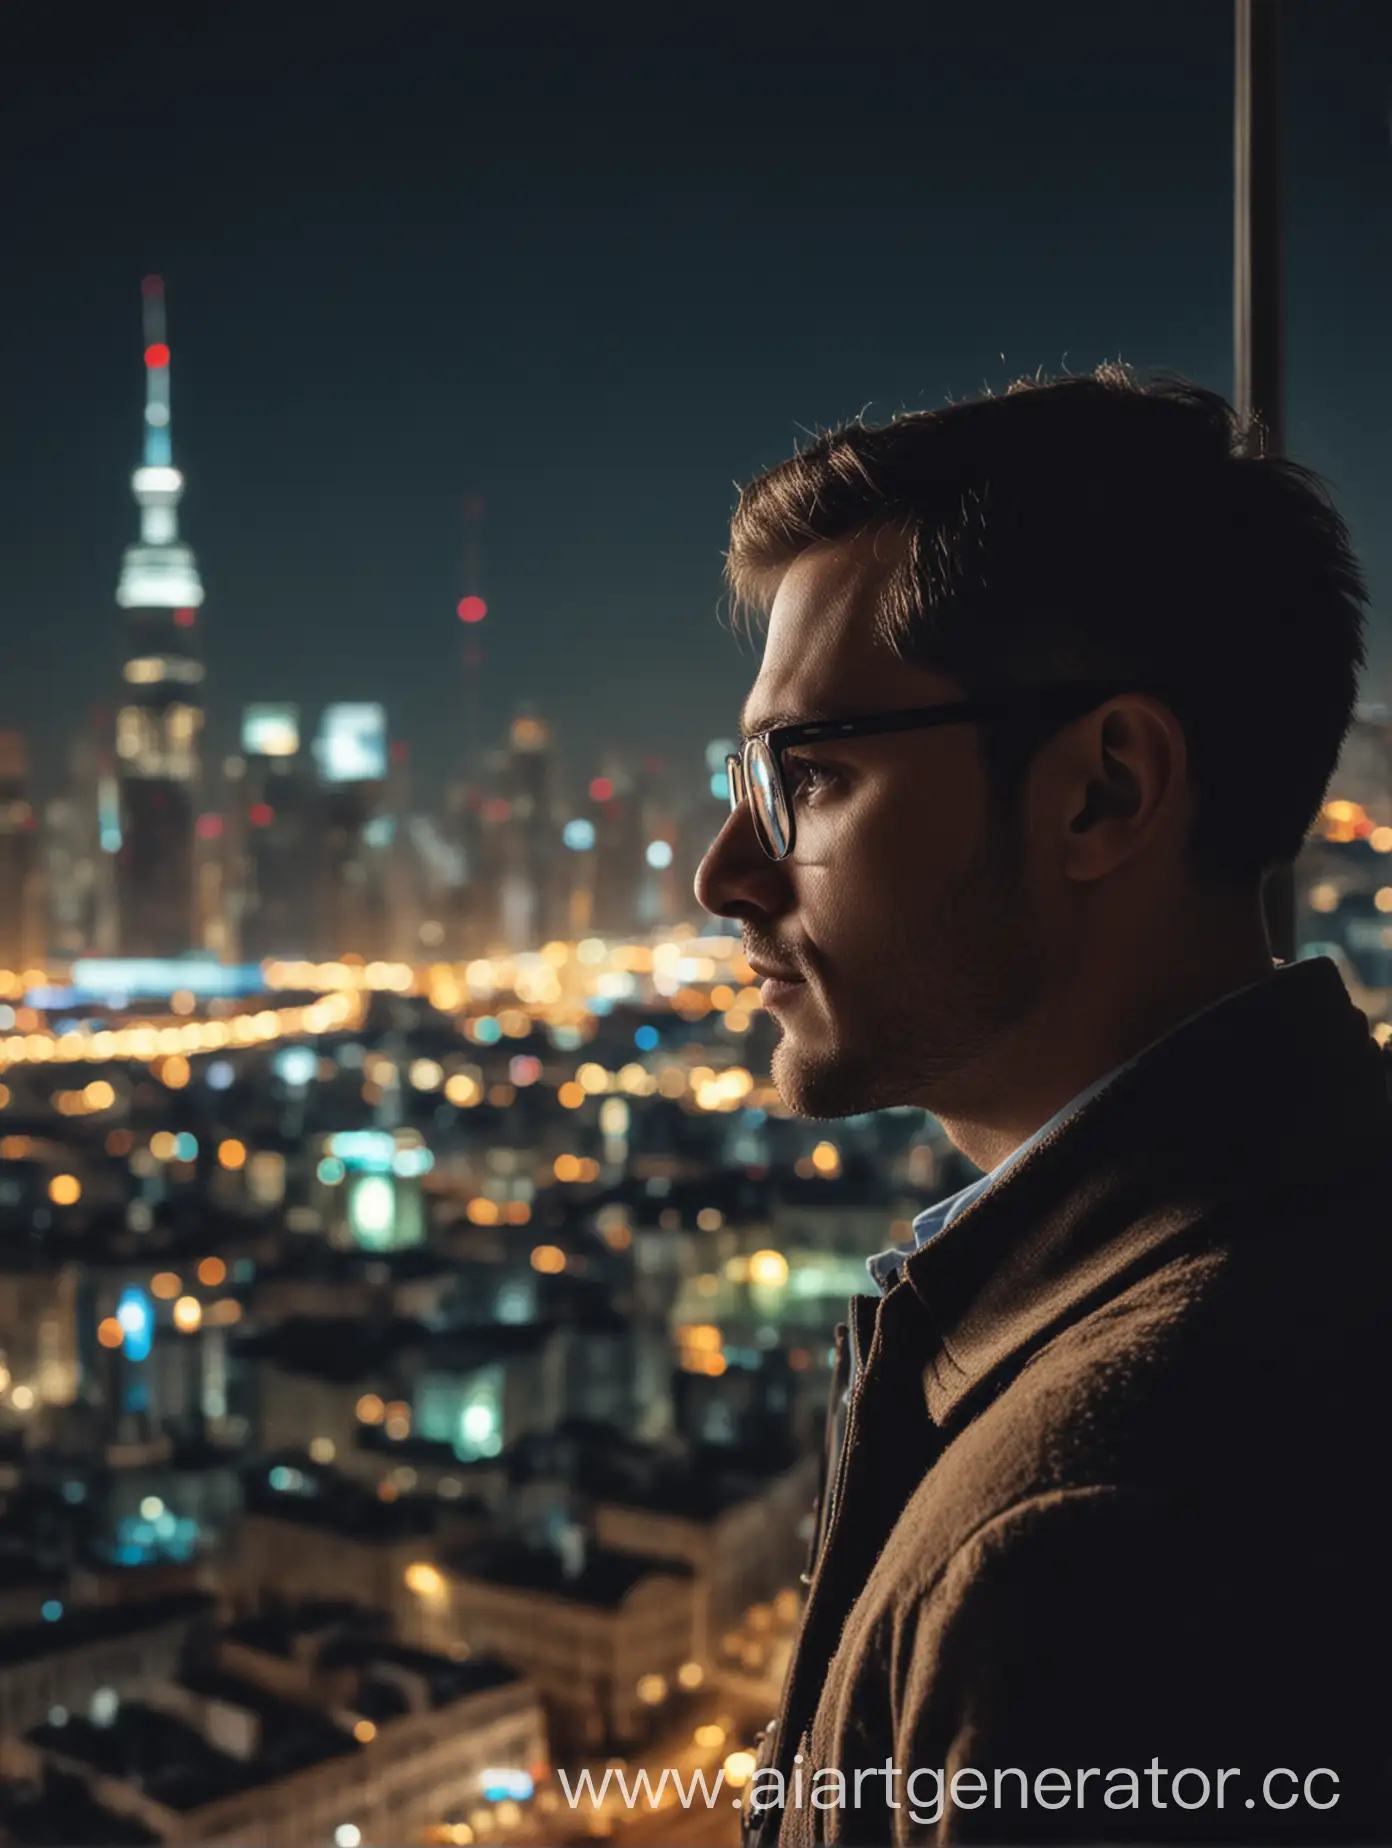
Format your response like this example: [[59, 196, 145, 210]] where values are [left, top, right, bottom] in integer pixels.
[[1235, 0, 1294, 960]]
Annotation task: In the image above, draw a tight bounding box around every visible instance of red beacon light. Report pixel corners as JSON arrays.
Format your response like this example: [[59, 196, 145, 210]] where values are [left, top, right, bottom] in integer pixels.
[[173, 607, 196, 628], [249, 803, 274, 828], [589, 777, 614, 803], [457, 596, 487, 625], [144, 343, 170, 370]]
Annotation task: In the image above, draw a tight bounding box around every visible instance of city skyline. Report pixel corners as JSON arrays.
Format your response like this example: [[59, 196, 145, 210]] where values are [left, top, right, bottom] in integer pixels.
[[2, 14, 1392, 1842], [5, 2, 1392, 805]]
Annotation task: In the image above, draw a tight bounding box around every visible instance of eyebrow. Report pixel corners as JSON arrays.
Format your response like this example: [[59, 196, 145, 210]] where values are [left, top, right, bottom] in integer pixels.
[[738, 704, 840, 741]]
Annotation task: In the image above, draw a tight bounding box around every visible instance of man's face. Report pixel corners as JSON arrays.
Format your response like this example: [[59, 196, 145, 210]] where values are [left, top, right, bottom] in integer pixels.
[[695, 533, 1047, 1119]]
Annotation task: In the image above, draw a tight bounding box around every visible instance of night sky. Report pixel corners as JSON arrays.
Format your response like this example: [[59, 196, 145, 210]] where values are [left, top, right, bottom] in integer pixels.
[[5, 2, 1391, 807]]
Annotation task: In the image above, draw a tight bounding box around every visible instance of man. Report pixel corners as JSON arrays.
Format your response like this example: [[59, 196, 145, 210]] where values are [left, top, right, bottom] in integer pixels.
[[695, 366, 1391, 1844]]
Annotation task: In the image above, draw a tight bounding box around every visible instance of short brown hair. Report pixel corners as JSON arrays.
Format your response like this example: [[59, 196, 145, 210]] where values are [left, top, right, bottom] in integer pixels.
[[726, 364, 1367, 880]]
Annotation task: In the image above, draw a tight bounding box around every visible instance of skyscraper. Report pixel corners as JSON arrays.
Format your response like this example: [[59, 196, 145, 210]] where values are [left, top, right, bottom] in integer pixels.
[[237, 704, 318, 960], [0, 733, 43, 971], [503, 712, 564, 949], [312, 703, 389, 958], [113, 276, 205, 957]]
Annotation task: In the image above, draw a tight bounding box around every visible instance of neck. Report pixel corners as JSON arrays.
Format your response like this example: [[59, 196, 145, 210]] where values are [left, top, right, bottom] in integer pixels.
[[933, 902, 1276, 1173]]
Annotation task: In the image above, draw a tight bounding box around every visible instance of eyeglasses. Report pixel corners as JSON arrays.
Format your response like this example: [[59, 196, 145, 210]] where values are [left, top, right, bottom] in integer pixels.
[[726, 681, 1135, 862]]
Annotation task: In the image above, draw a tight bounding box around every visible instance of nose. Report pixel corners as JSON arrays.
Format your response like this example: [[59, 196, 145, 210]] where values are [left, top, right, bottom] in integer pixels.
[[694, 800, 792, 923]]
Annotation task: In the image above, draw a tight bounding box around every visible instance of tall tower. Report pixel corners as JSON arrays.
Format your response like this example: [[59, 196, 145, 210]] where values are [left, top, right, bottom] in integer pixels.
[[114, 275, 205, 957]]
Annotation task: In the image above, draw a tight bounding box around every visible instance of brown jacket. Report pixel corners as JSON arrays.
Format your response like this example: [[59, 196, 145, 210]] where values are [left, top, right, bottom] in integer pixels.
[[750, 958, 1392, 1844]]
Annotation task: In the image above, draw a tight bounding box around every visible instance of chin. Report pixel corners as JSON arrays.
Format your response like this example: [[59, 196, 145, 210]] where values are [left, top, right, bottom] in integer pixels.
[[771, 1037, 885, 1121]]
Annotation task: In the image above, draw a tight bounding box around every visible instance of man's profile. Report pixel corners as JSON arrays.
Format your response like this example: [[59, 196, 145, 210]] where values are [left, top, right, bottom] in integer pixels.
[[696, 365, 1390, 1843]]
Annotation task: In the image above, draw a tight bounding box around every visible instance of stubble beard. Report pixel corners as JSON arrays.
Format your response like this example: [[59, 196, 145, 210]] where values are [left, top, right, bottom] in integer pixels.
[[769, 822, 1042, 1121]]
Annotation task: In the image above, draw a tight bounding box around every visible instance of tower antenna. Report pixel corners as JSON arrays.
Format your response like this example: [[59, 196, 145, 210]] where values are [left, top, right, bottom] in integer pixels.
[[458, 492, 488, 774], [139, 274, 173, 470]]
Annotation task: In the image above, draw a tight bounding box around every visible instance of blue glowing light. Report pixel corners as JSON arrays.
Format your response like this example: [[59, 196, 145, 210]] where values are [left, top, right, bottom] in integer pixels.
[[481, 1770, 535, 1802], [393, 1147, 435, 1178], [41, 1600, 62, 1623], [115, 1287, 153, 1364], [705, 738, 736, 771], [174, 1132, 198, 1162], [709, 771, 730, 802], [112, 1512, 198, 1566], [23, 987, 106, 1010], [645, 840, 673, 870], [562, 819, 596, 852], [70, 959, 263, 1000], [206, 1059, 235, 1091], [317, 1156, 346, 1186], [473, 1016, 502, 1045], [327, 1130, 396, 1172], [273, 1045, 318, 1088], [634, 1025, 659, 1051]]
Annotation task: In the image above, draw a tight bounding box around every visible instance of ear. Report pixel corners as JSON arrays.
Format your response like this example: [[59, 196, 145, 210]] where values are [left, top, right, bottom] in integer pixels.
[[1069, 719, 1141, 833], [1058, 698, 1187, 883]]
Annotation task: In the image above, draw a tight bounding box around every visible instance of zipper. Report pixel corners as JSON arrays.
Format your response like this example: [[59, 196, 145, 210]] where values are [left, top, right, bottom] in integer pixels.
[[800, 1325, 850, 1584], [817, 1308, 864, 1549], [753, 1313, 870, 1840]]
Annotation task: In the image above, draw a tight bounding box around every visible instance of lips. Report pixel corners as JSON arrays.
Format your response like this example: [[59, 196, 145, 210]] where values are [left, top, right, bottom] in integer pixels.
[[747, 959, 803, 985]]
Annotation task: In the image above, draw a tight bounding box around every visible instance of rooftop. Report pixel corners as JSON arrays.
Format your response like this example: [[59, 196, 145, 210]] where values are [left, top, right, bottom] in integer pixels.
[[417, 1320, 559, 1372], [316, 1636, 520, 1710], [179, 1660, 359, 1760], [28, 1689, 355, 1813], [0, 1766, 161, 1846], [242, 1467, 440, 1542], [601, 1471, 759, 1523], [236, 1313, 429, 1384], [224, 1600, 390, 1659], [448, 1542, 690, 1609], [28, 1705, 256, 1813], [0, 1592, 213, 1672]]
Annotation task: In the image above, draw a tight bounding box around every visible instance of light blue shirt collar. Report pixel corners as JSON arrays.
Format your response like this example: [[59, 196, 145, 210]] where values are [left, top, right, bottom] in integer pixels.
[[866, 1064, 1119, 1293], [866, 968, 1282, 1294]]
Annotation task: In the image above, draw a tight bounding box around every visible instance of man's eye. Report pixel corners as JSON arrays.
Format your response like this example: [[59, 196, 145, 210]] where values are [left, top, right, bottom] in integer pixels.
[[785, 759, 839, 802]]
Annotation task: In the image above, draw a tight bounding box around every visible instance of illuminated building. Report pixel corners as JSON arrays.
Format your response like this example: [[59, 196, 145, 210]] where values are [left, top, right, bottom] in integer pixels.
[[239, 705, 318, 959], [318, 1130, 430, 1252], [591, 764, 646, 937], [8, 1596, 542, 1848], [44, 725, 119, 957], [312, 704, 390, 958], [0, 733, 43, 969], [501, 712, 564, 949], [438, 1545, 695, 1752], [595, 1454, 817, 1666], [0, 1263, 80, 1414], [404, 812, 468, 957], [0, 1594, 213, 1740], [113, 276, 205, 956]]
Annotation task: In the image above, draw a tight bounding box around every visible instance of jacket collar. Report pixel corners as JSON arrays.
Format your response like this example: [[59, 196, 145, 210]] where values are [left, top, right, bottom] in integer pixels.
[[898, 956, 1391, 1429]]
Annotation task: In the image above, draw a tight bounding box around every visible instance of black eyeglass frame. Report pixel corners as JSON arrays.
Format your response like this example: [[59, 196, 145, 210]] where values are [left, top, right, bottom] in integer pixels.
[[726, 679, 1140, 862]]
